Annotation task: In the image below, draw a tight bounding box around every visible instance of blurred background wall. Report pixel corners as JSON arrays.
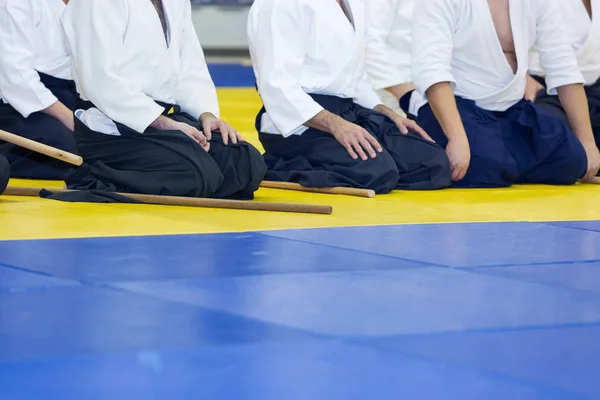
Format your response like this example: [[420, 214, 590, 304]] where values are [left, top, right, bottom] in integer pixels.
[[191, 1, 252, 52]]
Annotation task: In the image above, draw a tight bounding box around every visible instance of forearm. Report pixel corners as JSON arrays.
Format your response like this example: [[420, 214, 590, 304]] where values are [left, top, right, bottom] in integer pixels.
[[558, 84, 595, 145], [426, 82, 467, 141], [374, 104, 399, 120], [386, 83, 415, 100], [42, 100, 74, 131], [150, 115, 174, 130], [304, 110, 347, 135]]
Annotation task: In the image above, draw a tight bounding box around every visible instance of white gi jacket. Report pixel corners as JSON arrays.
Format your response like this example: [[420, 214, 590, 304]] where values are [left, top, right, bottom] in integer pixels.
[[0, 0, 71, 117], [410, 0, 584, 115], [530, 0, 600, 86], [248, 0, 382, 137], [61, 0, 219, 134]]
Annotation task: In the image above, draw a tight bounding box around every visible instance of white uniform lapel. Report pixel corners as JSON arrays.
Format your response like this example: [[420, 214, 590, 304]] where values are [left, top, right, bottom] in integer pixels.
[[329, 0, 366, 90], [142, 0, 179, 98]]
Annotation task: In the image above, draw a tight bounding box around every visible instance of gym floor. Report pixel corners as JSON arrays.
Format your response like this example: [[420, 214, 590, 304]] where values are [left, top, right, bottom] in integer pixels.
[[1, 64, 600, 399]]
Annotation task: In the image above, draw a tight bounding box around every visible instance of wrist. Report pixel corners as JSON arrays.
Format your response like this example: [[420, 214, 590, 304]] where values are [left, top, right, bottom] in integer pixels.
[[446, 130, 468, 142], [581, 138, 598, 149], [199, 112, 216, 122], [150, 115, 170, 130]]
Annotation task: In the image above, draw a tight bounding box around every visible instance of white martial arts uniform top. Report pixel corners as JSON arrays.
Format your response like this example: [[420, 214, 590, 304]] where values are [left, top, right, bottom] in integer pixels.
[[366, 0, 415, 91], [0, 0, 71, 118], [409, 0, 585, 116], [248, 0, 382, 137], [61, 0, 219, 135], [530, 0, 600, 86]]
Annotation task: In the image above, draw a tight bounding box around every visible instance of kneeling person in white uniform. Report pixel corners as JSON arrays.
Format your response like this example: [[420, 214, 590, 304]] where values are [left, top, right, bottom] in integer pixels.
[[405, 0, 600, 188], [0, 0, 78, 180], [248, 0, 451, 193], [529, 0, 600, 166], [60, 0, 266, 199]]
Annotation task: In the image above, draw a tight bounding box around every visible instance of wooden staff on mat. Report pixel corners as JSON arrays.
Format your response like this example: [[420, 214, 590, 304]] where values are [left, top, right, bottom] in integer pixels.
[[0, 129, 83, 166], [3, 187, 333, 215], [0, 130, 333, 214], [260, 181, 375, 198]]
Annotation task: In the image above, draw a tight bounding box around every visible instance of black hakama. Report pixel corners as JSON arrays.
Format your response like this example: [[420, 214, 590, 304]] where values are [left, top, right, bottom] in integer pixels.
[[0, 154, 9, 194], [63, 104, 266, 200], [257, 94, 451, 194], [0, 73, 78, 180], [405, 93, 588, 188]]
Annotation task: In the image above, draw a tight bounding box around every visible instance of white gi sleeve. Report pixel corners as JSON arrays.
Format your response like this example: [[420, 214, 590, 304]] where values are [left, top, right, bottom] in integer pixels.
[[528, 50, 545, 78], [61, 0, 164, 133], [354, 72, 385, 110], [366, 0, 413, 90], [411, 0, 457, 96], [0, 0, 57, 118], [176, 1, 220, 120], [248, 0, 324, 137], [534, 0, 584, 94]]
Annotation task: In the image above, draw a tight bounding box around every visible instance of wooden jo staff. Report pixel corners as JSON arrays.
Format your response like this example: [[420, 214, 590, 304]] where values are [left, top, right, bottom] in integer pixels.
[[0, 129, 332, 214], [4, 187, 333, 215], [0, 129, 83, 166], [260, 181, 375, 198]]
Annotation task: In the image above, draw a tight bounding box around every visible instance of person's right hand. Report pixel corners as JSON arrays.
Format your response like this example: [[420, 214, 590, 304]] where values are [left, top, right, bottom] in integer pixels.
[[446, 136, 471, 181], [330, 120, 383, 161]]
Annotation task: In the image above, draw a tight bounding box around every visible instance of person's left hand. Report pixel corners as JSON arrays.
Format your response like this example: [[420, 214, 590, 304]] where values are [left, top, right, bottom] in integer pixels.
[[200, 113, 245, 145]]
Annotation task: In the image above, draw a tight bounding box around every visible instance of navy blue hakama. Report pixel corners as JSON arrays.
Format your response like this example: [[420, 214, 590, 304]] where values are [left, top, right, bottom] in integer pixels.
[[257, 94, 452, 194], [407, 94, 587, 188]]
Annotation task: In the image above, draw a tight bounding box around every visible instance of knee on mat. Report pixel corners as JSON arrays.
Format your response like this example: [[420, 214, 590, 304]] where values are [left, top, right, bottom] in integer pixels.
[[209, 141, 267, 199], [549, 146, 589, 185], [231, 141, 267, 189], [397, 143, 452, 190], [355, 151, 400, 194]]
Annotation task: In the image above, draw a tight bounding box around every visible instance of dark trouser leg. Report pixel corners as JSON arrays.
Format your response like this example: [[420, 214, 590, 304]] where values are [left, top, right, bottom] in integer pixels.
[[583, 82, 600, 170], [169, 114, 266, 200], [415, 98, 518, 188], [206, 136, 266, 200], [260, 130, 400, 194], [536, 83, 600, 176], [0, 106, 77, 180], [505, 103, 587, 185], [71, 119, 224, 197], [355, 106, 451, 190], [0, 154, 9, 194]]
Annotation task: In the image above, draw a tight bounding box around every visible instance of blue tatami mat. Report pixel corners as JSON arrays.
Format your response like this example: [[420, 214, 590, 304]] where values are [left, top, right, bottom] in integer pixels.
[[1, 221, 599, 399]]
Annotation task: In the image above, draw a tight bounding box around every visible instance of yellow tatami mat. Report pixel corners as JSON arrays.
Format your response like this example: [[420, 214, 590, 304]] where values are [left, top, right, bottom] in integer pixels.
[[1, 88, 599, 241]]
